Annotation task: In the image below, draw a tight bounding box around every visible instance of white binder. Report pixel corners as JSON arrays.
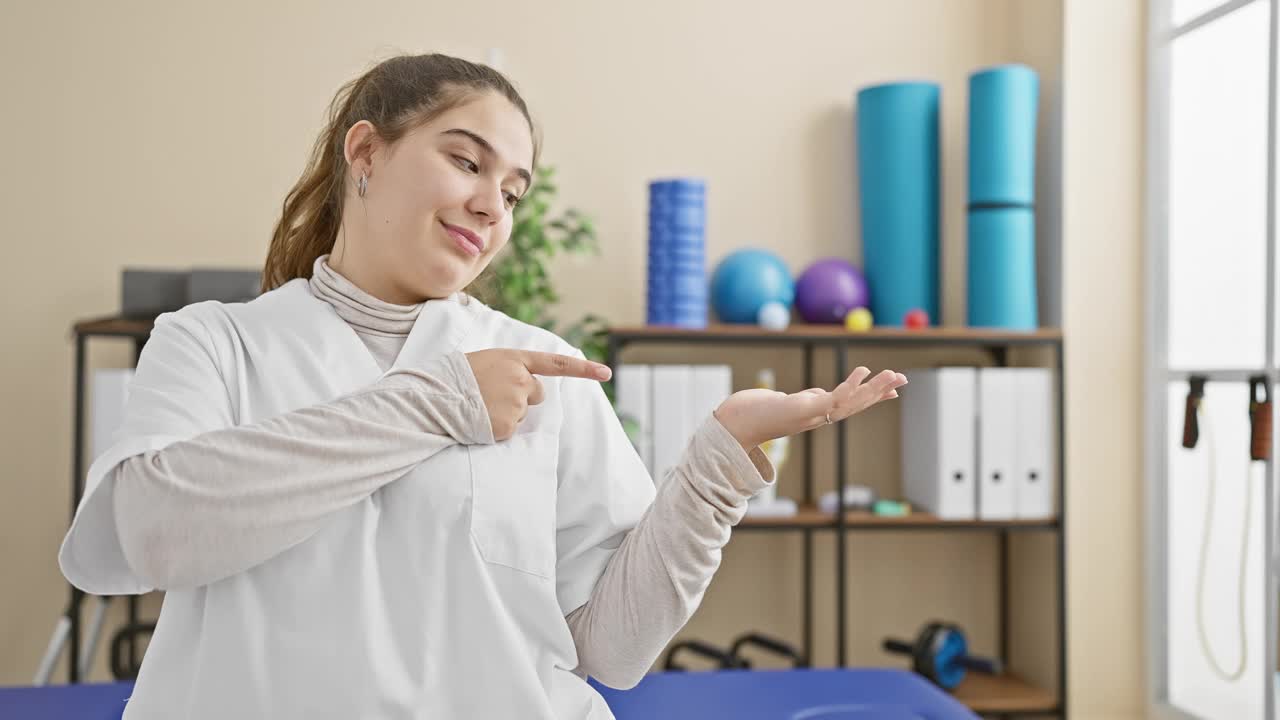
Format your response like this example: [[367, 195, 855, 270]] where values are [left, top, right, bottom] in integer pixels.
[[691, 365, 733, 428], [900, 367, 977, 520], [613, 364, 653, 472], [651, 365, 694, 488], [1014, 368, 1055, 519], [91, 368, 135, 463], [977, 368, 1018, 520]]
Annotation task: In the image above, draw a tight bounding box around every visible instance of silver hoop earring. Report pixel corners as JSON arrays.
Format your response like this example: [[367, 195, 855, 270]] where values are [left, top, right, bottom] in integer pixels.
[[358, 173, 368, 198]]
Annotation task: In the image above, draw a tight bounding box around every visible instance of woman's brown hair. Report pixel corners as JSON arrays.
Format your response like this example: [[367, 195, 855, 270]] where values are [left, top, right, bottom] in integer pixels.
[[262, 53, 537, 293]]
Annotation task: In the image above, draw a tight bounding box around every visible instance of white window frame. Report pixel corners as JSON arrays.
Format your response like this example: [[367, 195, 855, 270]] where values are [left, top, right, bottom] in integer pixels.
[[1144, 0, 1279, 717]]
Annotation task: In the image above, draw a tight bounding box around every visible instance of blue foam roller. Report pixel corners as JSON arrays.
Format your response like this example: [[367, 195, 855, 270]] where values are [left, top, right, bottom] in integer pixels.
[[649, 210, 706, 229], [968, 65, 1039, 205], [649, 261, 705, 276], [645, 249, 706, 260], [649, 260, 703, 271], [649, 230, 705, 248], [648, 306, 708, 318], [649, 302, 708, 314], [649, 195, 706, 209], [649, 256, 704, 266], [856, 82, 940, 326], [649, 184, 706, 209], [648, 277, 706, 291], [649, 270, 705, 280], [650, 178, 706, 196], [650, 238, 703, 246], [648, 275, 706, 297], [649, 288, 708, 303], [967, 208, 1037, 329], [651, 254, 703, 263], [647, 311, 707, 328], [648, 269, 705, 279], [649, 249, 704, 260], [649, 251, 704, 263]]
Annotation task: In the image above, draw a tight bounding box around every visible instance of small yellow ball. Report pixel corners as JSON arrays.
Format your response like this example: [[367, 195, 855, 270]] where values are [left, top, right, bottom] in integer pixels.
[[844, 307, 873, 332]]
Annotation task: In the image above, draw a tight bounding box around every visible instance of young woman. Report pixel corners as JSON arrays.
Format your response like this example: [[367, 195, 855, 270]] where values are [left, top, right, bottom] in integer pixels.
[[60, 53, 907, 719]]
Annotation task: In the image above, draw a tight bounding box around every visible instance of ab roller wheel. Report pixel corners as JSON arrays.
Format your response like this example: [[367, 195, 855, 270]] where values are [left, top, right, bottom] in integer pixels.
[[882, 621, 1002, 691]]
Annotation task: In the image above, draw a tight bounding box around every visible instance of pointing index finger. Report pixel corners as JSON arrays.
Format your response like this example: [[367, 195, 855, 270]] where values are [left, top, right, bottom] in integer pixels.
[[521, 351, 612, 381]]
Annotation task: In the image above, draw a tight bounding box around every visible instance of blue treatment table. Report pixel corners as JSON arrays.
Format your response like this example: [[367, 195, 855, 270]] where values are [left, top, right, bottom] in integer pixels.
[[0, 680, 134, 719], [1, 668, 978, 719], [591, 668, 980, 719]]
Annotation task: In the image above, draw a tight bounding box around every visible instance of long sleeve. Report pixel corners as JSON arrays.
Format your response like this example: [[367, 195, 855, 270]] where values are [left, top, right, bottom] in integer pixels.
[[563, 414, 774, 689], [112, 354, 493, 591]]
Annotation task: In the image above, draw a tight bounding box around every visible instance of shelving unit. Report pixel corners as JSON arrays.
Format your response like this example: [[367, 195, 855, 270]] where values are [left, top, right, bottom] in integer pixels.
[[606, 322, 1066, 719], [58, 316, 155, 684], [59, 315, 1066, 717]]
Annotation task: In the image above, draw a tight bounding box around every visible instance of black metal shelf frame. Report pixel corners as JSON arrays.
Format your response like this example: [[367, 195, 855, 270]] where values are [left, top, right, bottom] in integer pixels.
[[59, 319, 1066, 719], [605, 327, 1067, 720]]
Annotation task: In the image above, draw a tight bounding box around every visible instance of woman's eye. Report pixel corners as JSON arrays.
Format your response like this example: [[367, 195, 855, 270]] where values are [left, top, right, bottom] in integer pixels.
[[453, 155, 478, 173], [505, 193, 521, 207]]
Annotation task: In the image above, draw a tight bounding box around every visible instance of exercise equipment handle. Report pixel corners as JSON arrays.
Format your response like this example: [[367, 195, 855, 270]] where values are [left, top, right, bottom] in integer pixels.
[[959, 654, 1003, 675], [883, 638, 914, 656], [663, 639, 745, 671], [1250, 375, 1271, 461], [1183, 376, 1206, 449], [729, 632, 808, 668]]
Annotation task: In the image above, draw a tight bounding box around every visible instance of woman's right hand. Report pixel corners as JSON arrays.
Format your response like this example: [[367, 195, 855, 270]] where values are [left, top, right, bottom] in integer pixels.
[[465, 349, 613, 441]]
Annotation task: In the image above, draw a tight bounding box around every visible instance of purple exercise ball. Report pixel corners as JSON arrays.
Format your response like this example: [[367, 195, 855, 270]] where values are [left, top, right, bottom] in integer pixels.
[[795, 258, 870, 324]]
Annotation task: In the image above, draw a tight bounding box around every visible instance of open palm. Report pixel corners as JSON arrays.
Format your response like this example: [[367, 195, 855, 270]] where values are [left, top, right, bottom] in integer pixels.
[[714, 367, 908, 450]]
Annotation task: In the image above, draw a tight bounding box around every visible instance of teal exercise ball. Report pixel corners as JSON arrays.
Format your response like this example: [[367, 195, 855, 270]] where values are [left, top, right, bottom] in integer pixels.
[[710, 249, 795, 324]]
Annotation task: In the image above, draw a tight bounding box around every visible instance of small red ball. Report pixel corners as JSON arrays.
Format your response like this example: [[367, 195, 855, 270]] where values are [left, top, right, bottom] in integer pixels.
[[904, 308, 929, 329]]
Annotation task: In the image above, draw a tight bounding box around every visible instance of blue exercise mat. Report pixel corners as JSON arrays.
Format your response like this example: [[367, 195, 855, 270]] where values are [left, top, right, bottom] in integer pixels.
[[2, 669, 979, 719], [0, 681, 134, 720], [968, 64, 1039, 205], [967, 207, 1037, 329], [592, 668, 980, 720], [856, 82, 941, 327]]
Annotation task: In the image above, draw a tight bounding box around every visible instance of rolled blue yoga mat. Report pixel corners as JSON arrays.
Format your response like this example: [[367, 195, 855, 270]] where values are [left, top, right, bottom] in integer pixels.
[[967, 208, 1037, 329], [968, 64, 1039, 205], [856, 82, 940, 327], [966, 64, 1039, 329]]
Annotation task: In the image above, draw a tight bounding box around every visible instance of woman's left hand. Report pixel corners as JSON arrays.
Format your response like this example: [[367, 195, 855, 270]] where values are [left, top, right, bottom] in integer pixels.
[[713, 367, 908, 451]]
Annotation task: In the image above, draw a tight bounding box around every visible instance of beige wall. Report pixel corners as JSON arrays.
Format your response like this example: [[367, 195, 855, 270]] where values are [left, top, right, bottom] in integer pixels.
[[1061, 1, 1147, 717], [0, 0, 1146, 716]]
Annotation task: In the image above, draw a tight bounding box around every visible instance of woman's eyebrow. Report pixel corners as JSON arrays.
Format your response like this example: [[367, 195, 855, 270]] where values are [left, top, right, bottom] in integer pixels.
[[440, 128, 532, 191]]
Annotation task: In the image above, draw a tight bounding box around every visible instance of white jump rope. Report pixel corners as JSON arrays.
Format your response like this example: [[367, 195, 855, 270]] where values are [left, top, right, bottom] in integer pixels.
[[1192, 399, 1251, 682]]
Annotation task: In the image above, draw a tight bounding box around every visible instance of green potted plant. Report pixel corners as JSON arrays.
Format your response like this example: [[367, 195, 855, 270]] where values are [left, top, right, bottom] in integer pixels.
[[476, 166, 643, 442], [479, 165, 612, 382]]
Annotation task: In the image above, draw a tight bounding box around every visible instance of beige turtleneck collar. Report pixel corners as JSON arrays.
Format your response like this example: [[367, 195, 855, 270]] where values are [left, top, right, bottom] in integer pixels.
[[307, 255, 422, 337]]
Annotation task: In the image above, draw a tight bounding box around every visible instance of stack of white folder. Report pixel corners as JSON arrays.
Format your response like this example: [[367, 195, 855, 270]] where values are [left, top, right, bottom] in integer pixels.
[[613, 364, 733, 487], [91, 368, 135, 464], [899, 366, 1055, 520]]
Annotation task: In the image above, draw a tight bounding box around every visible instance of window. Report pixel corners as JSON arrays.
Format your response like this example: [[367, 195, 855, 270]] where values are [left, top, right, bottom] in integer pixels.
[[1147, 0, 1276, 718]]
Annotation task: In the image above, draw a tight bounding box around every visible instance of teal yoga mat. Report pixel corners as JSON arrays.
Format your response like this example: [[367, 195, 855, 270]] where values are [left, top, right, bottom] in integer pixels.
[[856, 81, 940, 327]]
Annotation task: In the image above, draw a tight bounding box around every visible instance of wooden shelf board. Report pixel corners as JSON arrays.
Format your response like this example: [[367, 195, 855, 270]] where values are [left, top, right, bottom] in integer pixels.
[[74, 316, 155, 337], [951, 672, 1057, 713], [76, 317, 1062, 346], [842, 510, 1058, 529], [737, 505, 1058, 530], [609, 323, 1062, 344], [739, 504, 835, 527]]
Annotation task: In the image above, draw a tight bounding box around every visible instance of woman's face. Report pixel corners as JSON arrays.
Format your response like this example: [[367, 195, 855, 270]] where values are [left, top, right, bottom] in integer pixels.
[[338, 91, 534, 304]]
